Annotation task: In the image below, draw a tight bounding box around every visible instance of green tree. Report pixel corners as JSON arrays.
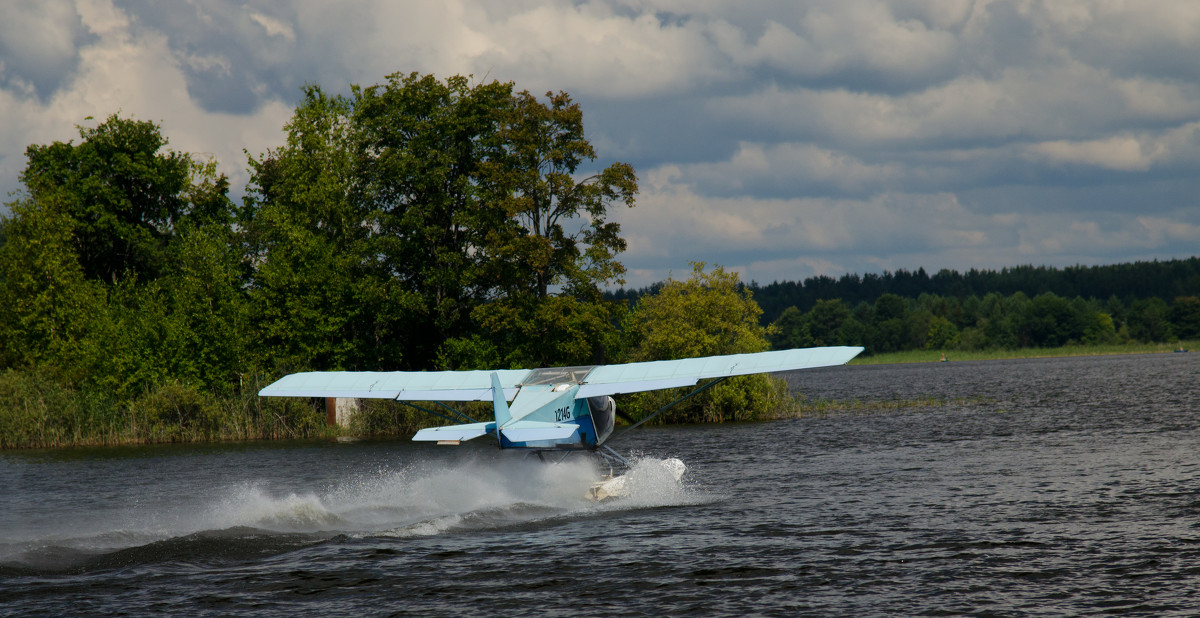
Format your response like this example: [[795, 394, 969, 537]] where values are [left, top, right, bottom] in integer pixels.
[[455, 86, 637, 369], [161, 224, 249, 390], [869, 293, 908, 353], [242, 86, 411, 371], [245, 74, 637, 372], [350, 74, 513, 367], [1021, 293, 1083, 347], [807, 299, 852, 345], [3, 114, 242, 397], [1127, 297, 1173, 342], [769, 305, 813, 349], [481, 89, 637, 299], [0, 196, 103, 372], [19, 115, 195, 283], [925, 315, 959, 349], [623, 263, 795, 423], [1170, 296, 1200, 339]]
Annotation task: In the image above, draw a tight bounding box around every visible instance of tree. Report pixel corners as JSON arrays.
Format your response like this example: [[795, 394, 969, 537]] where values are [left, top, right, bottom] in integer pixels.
[[19, 115, 195, 283], [0, 196, 103, 372], [623, 263, 795, 423], [1021, 293, 1083, 347], [925, 315, 959, 350], [481, 89, 637, 299], [2, 113, 243, 397], [1127, 297, 1173, 342], [1170, 296, 1200, 339], [769, 306, 813, 349], [244, 73, 638, 371], [807, 299, 852, 345], [452, 86, 637, 369], [242, 85, 410, 371], [349, 74, 514, 367]]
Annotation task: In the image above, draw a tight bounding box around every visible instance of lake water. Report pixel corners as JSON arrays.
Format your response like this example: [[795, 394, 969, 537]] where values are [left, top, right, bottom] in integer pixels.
[[2, 353, 1198, 615]]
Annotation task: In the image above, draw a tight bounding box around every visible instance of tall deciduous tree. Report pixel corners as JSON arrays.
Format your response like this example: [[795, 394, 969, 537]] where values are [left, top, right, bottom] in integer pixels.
[[245, 73, 638, 371], [351, 73, 514, 367], [20, 115, 195, 283], [242, 86, 410, 371], [461, 88, 637, 369], [481, 89, 637, 299]]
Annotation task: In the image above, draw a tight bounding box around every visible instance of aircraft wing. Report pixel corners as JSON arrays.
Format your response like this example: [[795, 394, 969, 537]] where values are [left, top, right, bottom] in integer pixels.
[[258, 369, 531, 401], [258, 346, 863, 401], [574, 346, 863, 398]]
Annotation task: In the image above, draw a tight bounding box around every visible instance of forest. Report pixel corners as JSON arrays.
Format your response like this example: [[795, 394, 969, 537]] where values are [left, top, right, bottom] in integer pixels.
[[611, 261, 1200, 353], [0, 73, 781, 449]]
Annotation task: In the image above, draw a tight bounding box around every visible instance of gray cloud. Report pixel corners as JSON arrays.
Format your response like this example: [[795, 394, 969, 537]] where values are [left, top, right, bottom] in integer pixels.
[[0, 2, 95, 101], [1, 0, 1197, 288]]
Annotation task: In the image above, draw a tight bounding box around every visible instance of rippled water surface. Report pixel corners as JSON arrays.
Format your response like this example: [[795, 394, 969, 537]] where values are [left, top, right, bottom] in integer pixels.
[[2, 353, 1198, 615]]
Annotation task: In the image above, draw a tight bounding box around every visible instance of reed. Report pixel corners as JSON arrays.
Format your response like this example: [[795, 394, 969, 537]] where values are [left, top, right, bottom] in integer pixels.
[[0, 370, 342, 449]]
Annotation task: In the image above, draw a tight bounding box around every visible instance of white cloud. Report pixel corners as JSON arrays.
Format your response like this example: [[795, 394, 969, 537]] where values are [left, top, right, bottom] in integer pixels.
[[1026, 120, 1200, 171], [0, 0, 291, 202], [664, 142, 906, 197], [1028, 136, 1159, 172], [249, 11, 295, 41]]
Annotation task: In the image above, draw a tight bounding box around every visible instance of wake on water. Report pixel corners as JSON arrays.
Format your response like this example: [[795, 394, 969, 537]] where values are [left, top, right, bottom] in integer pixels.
[[0, 455, 701, 572]]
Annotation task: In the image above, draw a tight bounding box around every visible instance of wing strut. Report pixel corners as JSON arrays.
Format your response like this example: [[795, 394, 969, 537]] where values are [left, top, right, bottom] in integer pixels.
[[435, 401, 477, 423], [399, 401, 478, 425], [608, 376, 729, 443]]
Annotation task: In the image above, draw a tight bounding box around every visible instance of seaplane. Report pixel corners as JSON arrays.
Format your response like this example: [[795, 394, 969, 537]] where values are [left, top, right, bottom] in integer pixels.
[[259, 346, 863, 499]]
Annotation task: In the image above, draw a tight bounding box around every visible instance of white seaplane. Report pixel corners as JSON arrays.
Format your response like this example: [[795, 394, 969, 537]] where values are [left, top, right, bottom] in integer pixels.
[[259, 346, 863, 499]]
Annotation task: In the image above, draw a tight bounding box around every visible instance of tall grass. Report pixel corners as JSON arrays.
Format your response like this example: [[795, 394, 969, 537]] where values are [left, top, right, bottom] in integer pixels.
[[0, 369, 345, 449]]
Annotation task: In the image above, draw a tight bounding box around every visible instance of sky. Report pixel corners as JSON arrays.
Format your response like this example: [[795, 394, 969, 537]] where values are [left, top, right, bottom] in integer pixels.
[[2, 0, 1199, 289]]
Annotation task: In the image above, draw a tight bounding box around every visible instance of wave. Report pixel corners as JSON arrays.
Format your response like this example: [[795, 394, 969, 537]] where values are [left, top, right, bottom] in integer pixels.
[[0, 454, 698, 573]]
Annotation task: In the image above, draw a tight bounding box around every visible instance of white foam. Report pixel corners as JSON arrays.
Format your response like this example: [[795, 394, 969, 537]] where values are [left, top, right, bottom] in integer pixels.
[[3, 453, 703, 562]]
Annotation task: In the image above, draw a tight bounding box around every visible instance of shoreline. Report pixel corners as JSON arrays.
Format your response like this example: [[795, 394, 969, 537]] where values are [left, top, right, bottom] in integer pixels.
[[850, 341, 1194, 365], [3, 342, 1193, 451]]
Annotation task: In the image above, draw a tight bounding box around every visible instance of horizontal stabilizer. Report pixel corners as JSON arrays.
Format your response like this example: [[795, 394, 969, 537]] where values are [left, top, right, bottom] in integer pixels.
[[412, 422, 495, 442], [499, 421, 580, 443]]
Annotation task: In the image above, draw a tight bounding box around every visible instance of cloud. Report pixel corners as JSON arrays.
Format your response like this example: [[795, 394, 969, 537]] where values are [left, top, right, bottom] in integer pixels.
[[664, 142, 906, 198], [0, 0, 291, 202], [1028, 136, 1159, 172], [613, 175, 1200, 287], [0, 1, 94, 101], [1026, 120, 1200, 172], [249, 12, 295, 41], [1, 0, 1198, 289]]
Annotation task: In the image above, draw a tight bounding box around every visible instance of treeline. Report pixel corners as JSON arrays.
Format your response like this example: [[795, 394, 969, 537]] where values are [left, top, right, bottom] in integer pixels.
[[611, 260, 1200, 325], [769, 292, 1199, 354], [0, 73, 782, 448]]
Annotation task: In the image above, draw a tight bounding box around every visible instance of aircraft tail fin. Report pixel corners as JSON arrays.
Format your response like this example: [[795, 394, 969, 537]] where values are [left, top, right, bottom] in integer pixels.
[[490, 372, 511, 426]]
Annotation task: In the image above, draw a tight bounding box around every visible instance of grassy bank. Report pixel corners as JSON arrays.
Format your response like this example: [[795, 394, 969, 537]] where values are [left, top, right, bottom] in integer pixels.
[[852, 341, 1195, 365]]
